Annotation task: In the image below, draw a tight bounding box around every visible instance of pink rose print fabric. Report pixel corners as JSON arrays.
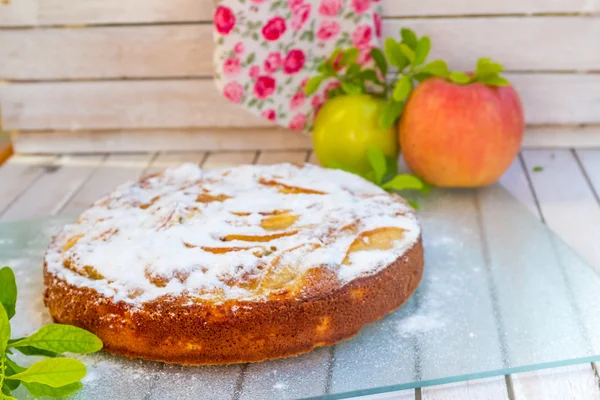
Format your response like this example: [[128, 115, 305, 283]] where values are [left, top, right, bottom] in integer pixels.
[[213, 0, 383, 132]]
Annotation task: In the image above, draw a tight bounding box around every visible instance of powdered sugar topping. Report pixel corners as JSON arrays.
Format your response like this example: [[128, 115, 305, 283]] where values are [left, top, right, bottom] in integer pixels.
[[45, 163, 420, 305]]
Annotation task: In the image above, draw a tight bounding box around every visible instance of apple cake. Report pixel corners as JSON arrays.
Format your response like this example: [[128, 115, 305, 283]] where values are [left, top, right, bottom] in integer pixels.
[[44, 163, 424, 365]]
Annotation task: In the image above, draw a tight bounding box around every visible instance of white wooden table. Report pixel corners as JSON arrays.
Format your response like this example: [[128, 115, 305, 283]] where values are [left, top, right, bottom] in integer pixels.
[[1, 148, 599, 399]]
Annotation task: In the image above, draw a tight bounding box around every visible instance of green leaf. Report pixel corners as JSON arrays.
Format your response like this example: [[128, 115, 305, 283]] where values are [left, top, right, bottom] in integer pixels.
[[341, 81, 363, 95], [419, 59, 450, 77], [317, 62, 334, 76], [6, 358, 86, 388], [399, 43, 415, 64], [475, 57, 503, 78], [0, 305, 9, 356], [23, 381, 83, 399], [532, 166, 544, 172], [400, 28, 418, 50], [366, 148, 387, 185], [360, 69, 383, 85], [414, 36, 431, 66], [384, 38, 409, 70], [385, 157, 399, 178], [407, 200, 421, 210], [478, 75, 510, 87], [340, 47, 359, 66], [413, 72, 431, 82], [392, 75, 413, 102], [328, 48, 343, 63], [382, 174, 425, 191], [14, 346, 59, 358], [4, 358, 23, 392], [449, 71, 472, 84], [305, 75, 324, 95], [379, 100, 405, 130], [370, 47, 388, 77], [326, 87, 344, 99], [10, 324, 103, 355], [346, 62, 361, 77], [0, 267, 17, 320]]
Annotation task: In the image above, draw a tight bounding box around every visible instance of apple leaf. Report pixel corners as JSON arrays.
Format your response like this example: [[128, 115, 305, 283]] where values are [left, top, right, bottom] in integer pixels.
[[399, 43, 415, 64], [379, 100, 405, 130], [414, 36, 431, 66], [449, 71, 472, 85], [393, 75, 413, 102], [370, 47, 388, 77], [384, 38, 409, 70], [382, 174, 426, 191], [478, 75, 510, 87], [400, 28, 418, 50], [340, 47, 360, 66], [305, 76, 324, 95], [366, 148, 387, 185], [419, 60, 450, 78]]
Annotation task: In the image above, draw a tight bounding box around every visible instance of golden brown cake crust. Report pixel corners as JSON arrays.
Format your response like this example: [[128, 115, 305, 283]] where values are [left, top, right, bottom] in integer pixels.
[[44, 237, 423, 365]]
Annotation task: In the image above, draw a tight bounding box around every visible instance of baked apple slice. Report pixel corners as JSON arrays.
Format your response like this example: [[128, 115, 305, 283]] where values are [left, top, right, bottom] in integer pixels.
[[342, 227, 405, 265]]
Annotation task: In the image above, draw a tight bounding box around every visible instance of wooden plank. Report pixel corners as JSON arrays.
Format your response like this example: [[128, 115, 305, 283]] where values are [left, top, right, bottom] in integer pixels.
[[498, 157, 539, 216], [422, 376, 508, 400], [307, 151, 319, 165], [0, 26, 211, 80], [10, 129, 312, 154], [347, 389, 415, 400], [512, 364, 600, 400], [3, 17, 599, 80], [389, 17, 600, 72], [522, 150, 600, 269], [0, 143, 12, 165], [3, 74, 598, 133], [59, 153, 153, 216], [523, 126, 600, 149], [0, 154, 102, 221], [576, 150, 600, 199], [255, 150, 309, 165], [202, 151, 257, 169], [0, 154, 55, 216], [0, 0, 209, 27], [1, 0, 595, 27], [144, 151, 206, 174], [0, 80, 267, 130]]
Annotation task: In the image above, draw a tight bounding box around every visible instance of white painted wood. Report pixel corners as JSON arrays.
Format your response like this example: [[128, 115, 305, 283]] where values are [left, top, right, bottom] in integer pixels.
[[0, 154, 102, 221], [0, 80, 267, 130], [10, 129, 312, 154], [348, 389, 415, 400], [202, 151, 257, 169], [144, 151, 206, 174], [307, 151, 319, 165], [522, 150, 600, 270], [499, 157, 539, 216], [576, 150, 600, 197], [2, 74, 597, 133], [523, 126, 600, 149], [387, 17, 600, 72], [3, 17, 599, 80], [512, 364, 600, 400], [58, 153, 153, 215], [421, 376, 508, 400], [256, 150, 309, 164], [0, 26, 211, 79], [1, 0, 595, 27], [0, 155, 55, 216]]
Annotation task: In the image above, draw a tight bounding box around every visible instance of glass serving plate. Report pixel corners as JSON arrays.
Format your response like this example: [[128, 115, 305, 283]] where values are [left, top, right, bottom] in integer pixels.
[[2, 185, 600, 400]]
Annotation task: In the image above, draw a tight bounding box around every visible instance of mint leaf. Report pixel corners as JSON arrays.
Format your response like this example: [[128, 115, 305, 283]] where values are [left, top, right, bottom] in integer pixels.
[[6, 358, 86, 388], [414, 36, 431, 66], [340, 47, 359, 66], [0, 305, 9, 356], [449, 71, 472, 84], [10, 324, 103, 355], [399, 43, 415, 64], [14, 346, 58, 358], [400, 28, 418, 50], [0, 267, 17, 320], [366, 147, 387, 185], [478, 75, 510, 87], [23, 381, 83, 399], [384, 38, 409, 70], [379, 100, 405, 130], [341, 81, 363, 95], [370, 47, 388, 76], [392, 75, 413, 102], [382, 174, 425, 191], [305, 75, 324, 95], [419, 60, 450, 77], [533, 166, 544, 172]]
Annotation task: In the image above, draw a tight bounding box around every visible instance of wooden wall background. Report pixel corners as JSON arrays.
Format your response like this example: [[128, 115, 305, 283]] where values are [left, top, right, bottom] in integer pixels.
[[0, 0, 599, 153]]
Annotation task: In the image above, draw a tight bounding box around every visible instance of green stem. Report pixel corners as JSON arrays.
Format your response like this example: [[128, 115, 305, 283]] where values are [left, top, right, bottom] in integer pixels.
[[0, 355, 5, 394]]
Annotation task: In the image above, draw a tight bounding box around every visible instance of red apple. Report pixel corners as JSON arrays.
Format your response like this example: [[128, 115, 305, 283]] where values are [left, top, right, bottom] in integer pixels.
[[399, 77, 524, 187]]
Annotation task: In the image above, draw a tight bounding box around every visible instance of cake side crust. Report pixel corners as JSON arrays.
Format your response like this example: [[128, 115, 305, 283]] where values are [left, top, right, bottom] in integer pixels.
[[44, 237, 424, 365]]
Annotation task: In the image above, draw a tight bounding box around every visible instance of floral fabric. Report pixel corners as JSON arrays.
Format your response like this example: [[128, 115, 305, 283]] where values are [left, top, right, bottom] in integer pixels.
[[213, 0, 383, 132]]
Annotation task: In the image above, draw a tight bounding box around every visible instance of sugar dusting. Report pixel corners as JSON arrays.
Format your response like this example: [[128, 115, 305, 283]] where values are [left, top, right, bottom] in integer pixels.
[[45, 163, 420, 305]]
